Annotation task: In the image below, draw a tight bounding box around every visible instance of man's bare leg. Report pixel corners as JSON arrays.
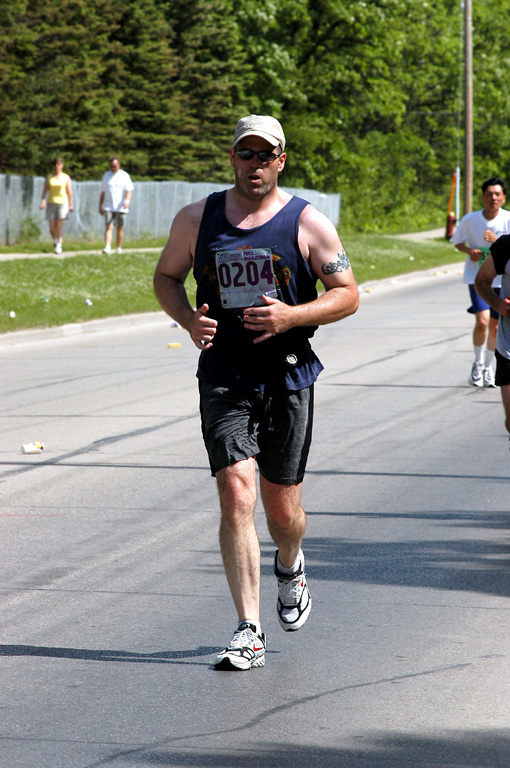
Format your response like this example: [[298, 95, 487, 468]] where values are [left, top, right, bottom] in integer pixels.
[[473, 309, 489, 348], [216, 459, 260, 623], [261, 475, 311, 631], [104, 221, 114, 249], [260, 476, 306, 567], [501, 384, 510, 435]]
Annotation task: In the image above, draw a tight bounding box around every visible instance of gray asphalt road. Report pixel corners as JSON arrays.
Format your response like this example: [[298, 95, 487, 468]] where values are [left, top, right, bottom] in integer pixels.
[[1, 272, 509, 768]]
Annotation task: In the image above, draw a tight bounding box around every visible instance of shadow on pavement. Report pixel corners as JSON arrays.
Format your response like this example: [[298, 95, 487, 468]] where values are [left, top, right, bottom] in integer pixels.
[[261, 506, 510, 598], [0, 644, 218, 666], [96, 729, 510, 767]]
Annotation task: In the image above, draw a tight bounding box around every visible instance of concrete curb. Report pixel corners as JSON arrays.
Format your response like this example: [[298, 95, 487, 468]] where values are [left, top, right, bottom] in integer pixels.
[[0, 312, 175, 347]]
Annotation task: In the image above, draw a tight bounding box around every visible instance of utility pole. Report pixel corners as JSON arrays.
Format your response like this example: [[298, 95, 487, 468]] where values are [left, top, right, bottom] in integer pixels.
[[464, 0, 473, 214]]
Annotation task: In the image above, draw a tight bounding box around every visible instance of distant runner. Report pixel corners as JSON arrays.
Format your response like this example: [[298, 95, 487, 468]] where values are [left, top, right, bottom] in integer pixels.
[[451, 177, 510, 387]]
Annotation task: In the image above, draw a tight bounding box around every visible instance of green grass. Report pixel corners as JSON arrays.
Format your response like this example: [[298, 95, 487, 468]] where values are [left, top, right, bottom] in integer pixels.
[[345, 233, 458, 284], [0, 234, 459, 334], [0, 248, 192, 333]]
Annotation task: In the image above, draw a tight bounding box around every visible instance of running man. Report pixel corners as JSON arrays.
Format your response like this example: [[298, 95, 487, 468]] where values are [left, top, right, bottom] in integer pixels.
[[451, 177, 510, 387], [153, 115, 359, 670]]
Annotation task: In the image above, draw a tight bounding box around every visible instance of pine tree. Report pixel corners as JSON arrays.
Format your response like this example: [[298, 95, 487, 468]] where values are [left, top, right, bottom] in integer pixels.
[[163, 0, 251, 182], [0, 0, 127, 177], [103, 0, 184, 179]]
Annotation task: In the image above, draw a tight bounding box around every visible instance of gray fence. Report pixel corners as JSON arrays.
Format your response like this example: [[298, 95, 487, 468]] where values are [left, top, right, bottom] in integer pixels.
[[0, 174, 340, 245]]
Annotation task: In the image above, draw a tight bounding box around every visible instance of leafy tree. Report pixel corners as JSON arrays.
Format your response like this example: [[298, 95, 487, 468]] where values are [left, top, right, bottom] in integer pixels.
[[0, 1, 34, 172], [232, 0, 462, 229], [102, 0, 184, 179], [470, 2, 510, 196]]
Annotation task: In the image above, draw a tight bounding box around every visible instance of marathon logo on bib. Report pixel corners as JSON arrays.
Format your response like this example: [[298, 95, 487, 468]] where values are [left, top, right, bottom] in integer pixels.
[[215, 248, 278, 308]]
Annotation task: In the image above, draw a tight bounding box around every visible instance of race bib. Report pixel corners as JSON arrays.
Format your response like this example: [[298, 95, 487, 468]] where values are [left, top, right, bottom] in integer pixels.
[[215, 248, 278, 309]]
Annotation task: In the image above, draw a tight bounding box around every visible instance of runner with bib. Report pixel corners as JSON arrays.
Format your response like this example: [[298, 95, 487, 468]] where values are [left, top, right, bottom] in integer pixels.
[[154, 115, 359, 670]]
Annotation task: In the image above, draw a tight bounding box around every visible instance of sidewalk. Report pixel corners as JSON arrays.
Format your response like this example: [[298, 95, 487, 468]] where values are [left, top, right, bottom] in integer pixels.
[[391, 227, 446, 241], [0, 227, 449, 261], [0, 228, 448, 261]]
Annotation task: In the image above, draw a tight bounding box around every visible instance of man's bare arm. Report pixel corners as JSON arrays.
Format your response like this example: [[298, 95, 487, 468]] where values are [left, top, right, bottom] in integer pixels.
[[153, 201, 218, 349], [454, 242, 482, 262]]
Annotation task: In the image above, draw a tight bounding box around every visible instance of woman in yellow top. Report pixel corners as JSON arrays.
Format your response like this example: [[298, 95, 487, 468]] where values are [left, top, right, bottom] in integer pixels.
[[40, 157, 73, 254]]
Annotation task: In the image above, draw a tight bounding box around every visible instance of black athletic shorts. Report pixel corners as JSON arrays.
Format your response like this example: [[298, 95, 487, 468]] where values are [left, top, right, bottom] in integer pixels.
[[495, 350, 510, 387], [199, 381, 314, 485]]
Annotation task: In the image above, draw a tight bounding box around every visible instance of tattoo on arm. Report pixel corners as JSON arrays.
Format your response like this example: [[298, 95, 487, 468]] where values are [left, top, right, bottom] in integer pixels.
[[321, 249, 351, 275]]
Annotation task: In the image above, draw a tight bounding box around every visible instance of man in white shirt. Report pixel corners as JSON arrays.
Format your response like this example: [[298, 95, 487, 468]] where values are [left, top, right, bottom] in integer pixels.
[[99, 157, 133, 254], [451, 176, 510, 387]]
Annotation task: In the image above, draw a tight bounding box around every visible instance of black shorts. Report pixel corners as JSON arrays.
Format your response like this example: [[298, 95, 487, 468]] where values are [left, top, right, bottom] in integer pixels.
[[199, 381, 314, 485], [495, 350, 510, 387]]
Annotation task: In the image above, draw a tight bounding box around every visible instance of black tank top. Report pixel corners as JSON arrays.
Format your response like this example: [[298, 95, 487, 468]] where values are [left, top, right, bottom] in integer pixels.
[[193, 190, 324, 391]]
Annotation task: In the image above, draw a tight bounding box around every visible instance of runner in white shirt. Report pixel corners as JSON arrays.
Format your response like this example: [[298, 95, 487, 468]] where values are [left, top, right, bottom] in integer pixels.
[[451, 176, 510, 387], [99, 157, 133, 254]]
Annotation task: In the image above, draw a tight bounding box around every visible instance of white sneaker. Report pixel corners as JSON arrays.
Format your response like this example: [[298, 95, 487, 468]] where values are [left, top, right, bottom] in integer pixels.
[[483, 367, 496, 388], [116, 247, 122, 254], [54, 242, 62, 254], [274, 549, 312, 632], [102, 245, 111, 254], [468, 362, 484, 387], [214, 622, 266, 670]]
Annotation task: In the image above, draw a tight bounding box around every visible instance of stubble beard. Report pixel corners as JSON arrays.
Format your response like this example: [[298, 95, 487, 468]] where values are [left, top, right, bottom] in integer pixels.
[[235, 168, 278, 202]]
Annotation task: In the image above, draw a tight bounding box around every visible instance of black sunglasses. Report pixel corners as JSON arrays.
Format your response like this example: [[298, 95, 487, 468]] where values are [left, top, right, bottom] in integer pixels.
[[234, 148, 282, 163]]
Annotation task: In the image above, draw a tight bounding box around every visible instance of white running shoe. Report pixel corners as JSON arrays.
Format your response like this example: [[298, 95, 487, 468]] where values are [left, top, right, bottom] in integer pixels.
[[214, 622, 266, 670], [469, 362, 484, 387], [54, 242, 62, 254], [483, 367, 496, 388], [274, 549, 312, 632], [116, 247, 122, 254], [102, 244, 111, 254]]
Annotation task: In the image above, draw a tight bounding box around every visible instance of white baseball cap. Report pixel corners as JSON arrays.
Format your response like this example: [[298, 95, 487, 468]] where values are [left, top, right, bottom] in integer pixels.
[[233, 115, 286, 151]]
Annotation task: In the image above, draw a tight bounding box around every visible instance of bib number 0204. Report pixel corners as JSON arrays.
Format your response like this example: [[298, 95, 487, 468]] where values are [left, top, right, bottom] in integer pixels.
[[215, 248, 278, 308]]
